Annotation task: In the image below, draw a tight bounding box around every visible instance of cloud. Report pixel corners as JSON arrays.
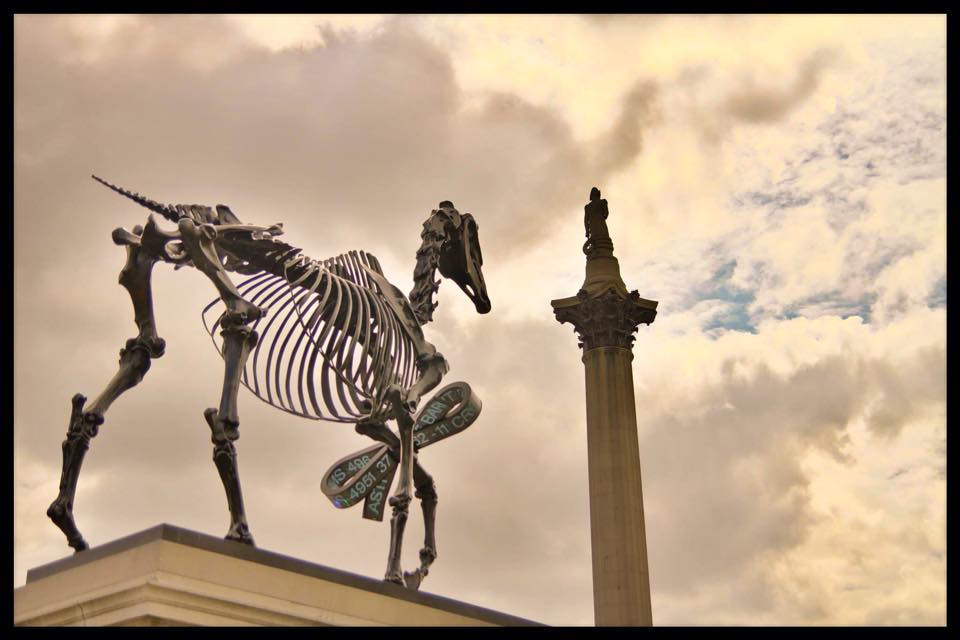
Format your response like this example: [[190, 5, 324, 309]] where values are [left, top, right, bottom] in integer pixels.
[[724, 50, 835, 123], [14, 14, 945, 626], [637, 310, 945, 623], [13, 15, 655, 624], [14, 15, 664, 273], [592, 80, 660, 175]]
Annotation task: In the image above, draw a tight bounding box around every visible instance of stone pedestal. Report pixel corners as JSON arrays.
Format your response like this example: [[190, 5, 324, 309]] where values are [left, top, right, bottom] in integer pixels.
[[14, 524, 540, 627], [551, 188, 657, 626]]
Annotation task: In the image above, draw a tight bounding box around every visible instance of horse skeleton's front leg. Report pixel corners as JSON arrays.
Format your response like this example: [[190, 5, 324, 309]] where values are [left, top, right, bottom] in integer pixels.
[[204, 317, 258, 545], [404, 351, 449, 410], [355, 418, 401, 451], [356, 416, 437, 590], [403, 464, 438, 590], [384, 385, 416, 584], [178, 218, 263, 323], [178, 218, 262, 545]]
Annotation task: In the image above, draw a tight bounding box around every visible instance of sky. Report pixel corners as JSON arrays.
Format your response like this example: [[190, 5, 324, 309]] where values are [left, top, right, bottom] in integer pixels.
[[13, 14, 946, 626]]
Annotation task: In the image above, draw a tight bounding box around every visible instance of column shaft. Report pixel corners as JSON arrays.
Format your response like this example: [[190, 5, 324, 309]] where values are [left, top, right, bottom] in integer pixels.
[[582, 347, 652, 626]]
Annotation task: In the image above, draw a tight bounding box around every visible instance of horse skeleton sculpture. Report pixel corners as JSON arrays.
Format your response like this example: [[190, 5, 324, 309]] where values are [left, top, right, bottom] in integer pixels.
[[47, 176, 490, 588]]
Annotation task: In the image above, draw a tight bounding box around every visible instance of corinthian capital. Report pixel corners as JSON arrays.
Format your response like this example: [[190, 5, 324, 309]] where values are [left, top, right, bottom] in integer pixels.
[[552, 288, 658, 351]]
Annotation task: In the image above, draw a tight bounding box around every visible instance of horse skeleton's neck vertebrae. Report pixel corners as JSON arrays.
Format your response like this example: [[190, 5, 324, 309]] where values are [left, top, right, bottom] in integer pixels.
[[409, 212, 447, 325]]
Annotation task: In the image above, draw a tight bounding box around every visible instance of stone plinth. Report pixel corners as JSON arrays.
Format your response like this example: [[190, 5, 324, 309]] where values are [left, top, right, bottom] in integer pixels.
[[14, 524, 541, 627]]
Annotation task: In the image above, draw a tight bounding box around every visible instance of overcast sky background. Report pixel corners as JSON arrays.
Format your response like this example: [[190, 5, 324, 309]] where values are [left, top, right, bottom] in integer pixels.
[[14, 15, 945, 626]]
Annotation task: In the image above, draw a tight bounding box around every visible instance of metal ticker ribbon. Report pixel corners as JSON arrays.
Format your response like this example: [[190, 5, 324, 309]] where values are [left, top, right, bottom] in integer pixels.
[[321, 382, 481, 521]]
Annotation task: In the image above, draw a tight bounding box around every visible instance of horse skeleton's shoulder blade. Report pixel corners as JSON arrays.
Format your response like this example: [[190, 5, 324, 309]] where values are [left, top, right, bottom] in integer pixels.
[[359, 264, 423, 338]]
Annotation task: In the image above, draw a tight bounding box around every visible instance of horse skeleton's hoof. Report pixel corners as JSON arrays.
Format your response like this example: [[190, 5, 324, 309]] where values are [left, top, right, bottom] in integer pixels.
[[47, 500, 89, 552], [403, 569, 425, 590], [69, 537, 90, 553], [384, 571, 404, 585], [225, 523, 255, 546]]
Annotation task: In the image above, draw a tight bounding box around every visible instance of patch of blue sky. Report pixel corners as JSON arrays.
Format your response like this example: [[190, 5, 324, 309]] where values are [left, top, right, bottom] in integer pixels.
[[730, 187, 812, 215], [926, 276, 946, 308], [851, 237, 923, 281], [703, 301, 756, 335], [781, 292, 876, 325], [688, 259, 758, 334]]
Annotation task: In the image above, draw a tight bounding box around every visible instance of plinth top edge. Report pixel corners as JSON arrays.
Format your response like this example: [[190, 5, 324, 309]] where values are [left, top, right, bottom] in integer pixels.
[[23, 524, 544, 626]]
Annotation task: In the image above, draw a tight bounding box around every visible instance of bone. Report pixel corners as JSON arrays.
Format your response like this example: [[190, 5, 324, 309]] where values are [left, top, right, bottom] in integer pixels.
[[112, 227, 141, 247]]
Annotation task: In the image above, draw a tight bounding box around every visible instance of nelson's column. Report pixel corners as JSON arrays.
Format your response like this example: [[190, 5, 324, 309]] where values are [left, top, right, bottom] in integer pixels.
[[551, 188, 658, 626]]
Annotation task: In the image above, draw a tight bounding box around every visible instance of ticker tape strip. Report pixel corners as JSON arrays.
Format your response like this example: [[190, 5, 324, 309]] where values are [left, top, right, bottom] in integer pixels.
[[321, 381, 482, 521]]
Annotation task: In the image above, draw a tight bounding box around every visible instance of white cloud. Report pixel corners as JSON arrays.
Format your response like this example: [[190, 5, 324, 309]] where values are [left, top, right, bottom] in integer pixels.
[[14, 14, 945, 626], [637, 309, 945, 623]]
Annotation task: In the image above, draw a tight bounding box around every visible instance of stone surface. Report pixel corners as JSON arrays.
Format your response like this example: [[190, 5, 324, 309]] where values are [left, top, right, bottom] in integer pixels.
[[550, 187, 656, 626], [14, 524, 541, 627], [552, 289, 657, 350], [582, 347, 653, 626]]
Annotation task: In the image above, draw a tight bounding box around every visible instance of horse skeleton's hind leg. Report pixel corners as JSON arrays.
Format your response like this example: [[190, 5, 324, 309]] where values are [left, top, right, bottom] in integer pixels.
[[48, 222, 166, 552], [178, 218, 261, 545]]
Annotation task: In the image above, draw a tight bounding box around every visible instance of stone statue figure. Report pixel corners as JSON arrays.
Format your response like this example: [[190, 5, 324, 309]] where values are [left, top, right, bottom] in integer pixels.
[[583, 187, 613, 257], [46, 175, 491, 590], [584, 187, 610, 240]]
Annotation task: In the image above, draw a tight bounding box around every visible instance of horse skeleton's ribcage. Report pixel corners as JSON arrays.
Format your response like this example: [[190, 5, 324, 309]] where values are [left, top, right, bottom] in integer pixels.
[[202, 250, 419, 423]]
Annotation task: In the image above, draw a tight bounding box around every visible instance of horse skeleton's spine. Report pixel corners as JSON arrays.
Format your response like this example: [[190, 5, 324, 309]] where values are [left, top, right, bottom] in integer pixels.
[[94, 176, 422, 424]]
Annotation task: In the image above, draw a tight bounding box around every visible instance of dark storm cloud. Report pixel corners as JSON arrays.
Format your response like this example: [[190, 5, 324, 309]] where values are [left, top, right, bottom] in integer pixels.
[[593, 80, 659, 175], [862, 345, 945, 438], [14, 16, 661, 623], [15, 15, 946, 626], [15, 15, 660, 272], [639, 341, 945, 618], [724, 50, 834, 124]]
